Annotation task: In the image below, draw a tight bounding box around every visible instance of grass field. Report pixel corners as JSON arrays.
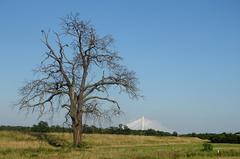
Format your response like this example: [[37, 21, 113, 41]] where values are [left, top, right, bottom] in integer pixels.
[[0, 131, 240, 159]]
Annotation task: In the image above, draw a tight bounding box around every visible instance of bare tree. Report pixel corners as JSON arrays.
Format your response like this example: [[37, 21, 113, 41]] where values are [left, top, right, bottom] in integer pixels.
[[18, 14, 140, 146]]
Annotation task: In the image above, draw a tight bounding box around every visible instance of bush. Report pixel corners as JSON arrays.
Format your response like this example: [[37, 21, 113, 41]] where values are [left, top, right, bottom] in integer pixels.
[[203, 143, 213, 151], [31, 121, 49, 132], [172, 131, 178, 136]]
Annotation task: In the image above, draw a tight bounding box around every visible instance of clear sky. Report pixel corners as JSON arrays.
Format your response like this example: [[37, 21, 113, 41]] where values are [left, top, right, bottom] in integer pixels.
[[0, 0, 240, 133]]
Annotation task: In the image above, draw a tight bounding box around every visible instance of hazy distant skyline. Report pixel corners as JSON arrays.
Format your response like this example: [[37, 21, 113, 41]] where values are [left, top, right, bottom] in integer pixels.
[[0, 0, 240, 133]]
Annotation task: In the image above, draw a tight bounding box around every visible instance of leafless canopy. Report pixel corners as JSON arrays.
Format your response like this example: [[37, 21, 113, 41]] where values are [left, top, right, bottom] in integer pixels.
[[18, 14, 140, 126]]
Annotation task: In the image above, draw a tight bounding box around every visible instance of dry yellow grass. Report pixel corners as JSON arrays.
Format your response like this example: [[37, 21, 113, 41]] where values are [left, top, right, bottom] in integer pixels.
[[0, 131, 240, 159], [0, 131, 52, 149], [83, 134, 204, 146]]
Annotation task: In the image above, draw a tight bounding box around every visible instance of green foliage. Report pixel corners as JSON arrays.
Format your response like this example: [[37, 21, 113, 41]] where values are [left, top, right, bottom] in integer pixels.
[[31, 121, 49, 132], [210, 133, 240, 144], [172, 131, 178, 136], [0, 125, 31, 132], [202, 143, 213, 151], [184, 132, 240, 144], [82, 124, 173, 136], [0, 122, 175, 136], [0, 124, 72, 133]]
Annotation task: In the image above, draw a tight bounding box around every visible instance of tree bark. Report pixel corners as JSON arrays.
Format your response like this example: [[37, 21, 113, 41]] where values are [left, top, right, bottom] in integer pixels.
[[69, 87, 83, 147], [72, 112, 83, 147]]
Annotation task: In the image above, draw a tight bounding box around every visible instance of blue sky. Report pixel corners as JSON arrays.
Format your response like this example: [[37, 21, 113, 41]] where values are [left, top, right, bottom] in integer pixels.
[[0, 0, 240, 133]]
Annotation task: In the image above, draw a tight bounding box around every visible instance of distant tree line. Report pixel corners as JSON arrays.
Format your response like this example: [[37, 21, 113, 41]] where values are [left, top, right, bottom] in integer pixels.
[[83, 124, 176, 136], [0, 125, 32, 132], [184, 132, 240, 144], [0, 121, 71, 133], [0, 121, 176, 136], [2, 121, 239, 144], [0, 121, 240, 144]]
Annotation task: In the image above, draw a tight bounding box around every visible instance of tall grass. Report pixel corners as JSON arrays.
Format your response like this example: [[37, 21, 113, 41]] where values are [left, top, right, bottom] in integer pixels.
[[0, 131, 240, 159]]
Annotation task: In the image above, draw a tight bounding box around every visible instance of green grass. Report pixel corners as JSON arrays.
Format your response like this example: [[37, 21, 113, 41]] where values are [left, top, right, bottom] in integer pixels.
[[0, 131, 240, 159]]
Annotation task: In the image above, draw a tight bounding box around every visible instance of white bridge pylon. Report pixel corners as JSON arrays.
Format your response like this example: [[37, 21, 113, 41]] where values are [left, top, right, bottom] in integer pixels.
[[126, 116, 173, 132]]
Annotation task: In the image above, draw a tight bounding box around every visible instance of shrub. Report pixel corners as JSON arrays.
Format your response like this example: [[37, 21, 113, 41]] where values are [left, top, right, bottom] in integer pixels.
[[202, 143, 213, 151], [172, 131, 178, 136], [31, 121, 49, 132]]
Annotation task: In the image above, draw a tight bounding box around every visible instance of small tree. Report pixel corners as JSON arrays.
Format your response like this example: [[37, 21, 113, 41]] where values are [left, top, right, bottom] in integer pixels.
[[17, 14, 140, 146], [202, 143, 213, 151], [31, 121, 49, 133], [172, 131, 178, 136]]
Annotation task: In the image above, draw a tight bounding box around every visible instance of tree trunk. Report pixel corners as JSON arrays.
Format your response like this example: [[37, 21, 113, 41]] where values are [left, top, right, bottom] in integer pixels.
[[72, 88, 84, 147], [72, 123, 81, 146], [72, 112, 83, 147]]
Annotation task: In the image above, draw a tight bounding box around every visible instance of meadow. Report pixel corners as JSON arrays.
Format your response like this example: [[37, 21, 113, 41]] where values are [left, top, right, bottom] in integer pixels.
[[0, 131, 240, 159]]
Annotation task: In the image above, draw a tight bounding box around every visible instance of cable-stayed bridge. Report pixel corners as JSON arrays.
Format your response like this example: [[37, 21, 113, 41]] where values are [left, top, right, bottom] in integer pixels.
[[126, 116, 173, 133]]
